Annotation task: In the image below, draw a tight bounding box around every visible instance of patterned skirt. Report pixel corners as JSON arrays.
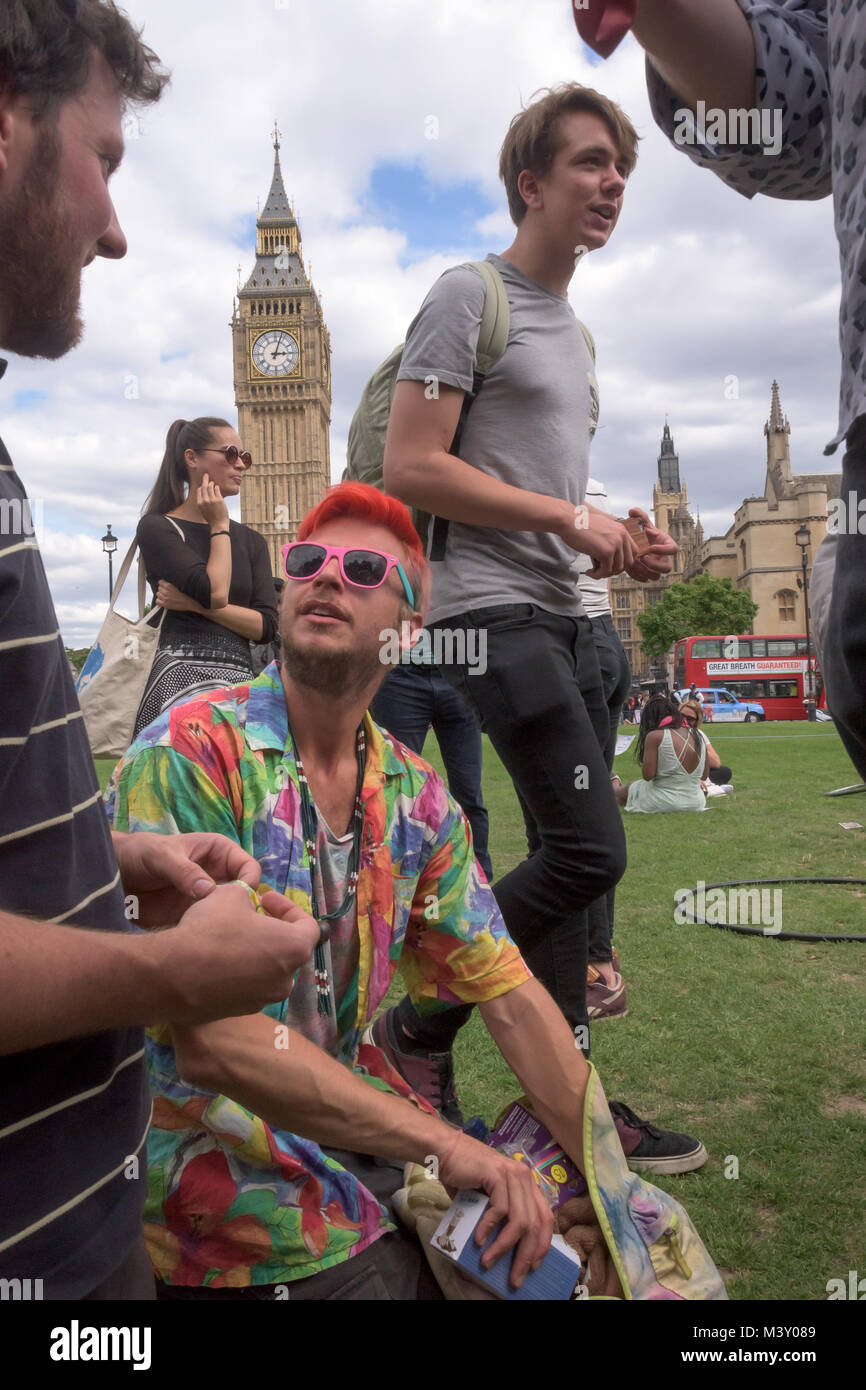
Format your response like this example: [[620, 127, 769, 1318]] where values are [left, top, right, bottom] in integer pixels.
[[134, 628, 253, 739]]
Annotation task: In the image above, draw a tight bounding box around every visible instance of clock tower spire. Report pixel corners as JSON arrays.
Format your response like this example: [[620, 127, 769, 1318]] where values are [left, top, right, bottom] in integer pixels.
[[231, 129, 332, 572]]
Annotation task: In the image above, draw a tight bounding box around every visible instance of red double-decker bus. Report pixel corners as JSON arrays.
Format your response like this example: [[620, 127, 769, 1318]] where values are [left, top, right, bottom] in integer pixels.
[[670, 634, 822, 721]]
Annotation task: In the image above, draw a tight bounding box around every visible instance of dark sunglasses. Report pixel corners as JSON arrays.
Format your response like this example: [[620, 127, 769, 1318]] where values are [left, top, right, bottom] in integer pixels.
[[282, 542, 415, 607], [201, 445, 252, 469]]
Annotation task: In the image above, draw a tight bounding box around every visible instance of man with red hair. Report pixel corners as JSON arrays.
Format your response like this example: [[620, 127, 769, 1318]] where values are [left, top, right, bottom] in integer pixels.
[[108, 481, 625, 1299]]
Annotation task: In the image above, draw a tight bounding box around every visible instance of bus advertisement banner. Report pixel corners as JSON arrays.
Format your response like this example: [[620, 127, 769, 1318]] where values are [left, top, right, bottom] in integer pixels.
[[706, 659, 807, 677]]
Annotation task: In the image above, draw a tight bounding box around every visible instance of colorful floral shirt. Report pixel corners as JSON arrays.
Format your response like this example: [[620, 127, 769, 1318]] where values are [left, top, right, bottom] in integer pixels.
[[105, 664, 529, 1288]]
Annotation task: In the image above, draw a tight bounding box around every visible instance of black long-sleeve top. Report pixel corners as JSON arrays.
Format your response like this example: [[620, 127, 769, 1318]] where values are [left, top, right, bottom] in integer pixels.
[[136, 513, 279, 646]]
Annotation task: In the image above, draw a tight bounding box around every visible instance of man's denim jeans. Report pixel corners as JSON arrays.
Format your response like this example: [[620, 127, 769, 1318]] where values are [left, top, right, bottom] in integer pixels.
[[371, 662, 492, 880]]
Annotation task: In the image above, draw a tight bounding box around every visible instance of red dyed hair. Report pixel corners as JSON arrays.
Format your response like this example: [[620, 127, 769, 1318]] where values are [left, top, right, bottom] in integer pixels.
[[298, 482, 429, 614], [298, 481, 424, 554]]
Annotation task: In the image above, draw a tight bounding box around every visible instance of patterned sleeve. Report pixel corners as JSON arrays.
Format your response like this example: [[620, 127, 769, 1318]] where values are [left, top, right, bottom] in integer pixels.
[[646, 0, 831, 201], [396, 773, 530, 1015], [107, 743, 242, 843]]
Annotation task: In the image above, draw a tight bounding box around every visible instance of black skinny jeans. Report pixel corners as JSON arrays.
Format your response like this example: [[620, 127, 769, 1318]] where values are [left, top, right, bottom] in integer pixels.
[[586, 614, 632, 964], [393, 604, 626, 1048]]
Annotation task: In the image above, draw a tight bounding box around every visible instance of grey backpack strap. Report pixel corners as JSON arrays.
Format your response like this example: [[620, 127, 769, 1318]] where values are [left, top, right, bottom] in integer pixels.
[[469, 259, 510, 374], [427, 260, 510, 562], [577, 319, 596, 364]]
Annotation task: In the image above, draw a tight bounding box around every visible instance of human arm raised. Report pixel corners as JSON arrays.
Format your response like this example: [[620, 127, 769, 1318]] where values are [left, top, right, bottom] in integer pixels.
[[196, 474, 232, 607], [138, 496, 230, 612], [154, 525, 277, 641], [631, 0, 757, 110], [634, 0, 831, 202]]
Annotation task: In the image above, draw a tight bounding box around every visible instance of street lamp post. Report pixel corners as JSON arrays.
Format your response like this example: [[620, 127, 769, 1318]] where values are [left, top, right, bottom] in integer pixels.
[[101, 525, 118, 601], [795, 522, 817, 722]]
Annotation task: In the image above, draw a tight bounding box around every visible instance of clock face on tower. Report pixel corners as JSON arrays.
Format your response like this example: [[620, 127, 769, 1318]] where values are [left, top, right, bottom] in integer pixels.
[[251, 329, 299, 377]]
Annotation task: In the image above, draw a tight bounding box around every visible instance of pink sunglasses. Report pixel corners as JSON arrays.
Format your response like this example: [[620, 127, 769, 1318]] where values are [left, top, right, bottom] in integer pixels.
[[281, 541, 415, 607]]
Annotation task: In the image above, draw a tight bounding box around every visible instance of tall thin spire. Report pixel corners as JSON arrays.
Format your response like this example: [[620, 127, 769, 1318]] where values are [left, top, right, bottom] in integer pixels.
[[239, 131, 308, 295], [765, 379, 790, 437], [764, 379, 792, 481], [260, 125, 292, 224]]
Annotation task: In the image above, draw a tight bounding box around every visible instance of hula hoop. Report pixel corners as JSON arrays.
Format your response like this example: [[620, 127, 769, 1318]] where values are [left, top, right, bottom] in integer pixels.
[[674, 878, 866, 942]]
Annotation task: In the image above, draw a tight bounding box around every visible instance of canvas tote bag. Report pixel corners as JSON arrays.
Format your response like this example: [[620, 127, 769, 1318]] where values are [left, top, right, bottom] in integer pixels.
[[75, 517, 184, 759], [393, 1062, 727, 1301]]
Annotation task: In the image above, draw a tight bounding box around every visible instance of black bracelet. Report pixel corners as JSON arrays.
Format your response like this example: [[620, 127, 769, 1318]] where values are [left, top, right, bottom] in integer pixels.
[[210, 530, 231, 538]]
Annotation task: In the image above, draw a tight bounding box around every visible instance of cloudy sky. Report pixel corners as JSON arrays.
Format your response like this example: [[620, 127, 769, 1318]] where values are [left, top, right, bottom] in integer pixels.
[[2, 0, 841, 646]]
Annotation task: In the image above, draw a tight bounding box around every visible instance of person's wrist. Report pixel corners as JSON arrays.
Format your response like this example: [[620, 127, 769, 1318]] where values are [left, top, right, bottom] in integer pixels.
[[417, 1119, 466, 1181], [111, 930, 168, 1025], [135, 922, 196, 1022], [551, 496, 583, 541]]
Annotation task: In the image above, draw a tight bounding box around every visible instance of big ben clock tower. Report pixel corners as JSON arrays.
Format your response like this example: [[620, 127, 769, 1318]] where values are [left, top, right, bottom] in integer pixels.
[[232, 126, 332, 572]]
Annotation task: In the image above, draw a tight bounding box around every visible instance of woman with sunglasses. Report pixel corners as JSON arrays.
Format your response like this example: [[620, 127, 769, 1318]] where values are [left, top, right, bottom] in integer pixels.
[[610, 693, 709, 813], [133, 417, 278, 737], [679, 700, 734, 792]]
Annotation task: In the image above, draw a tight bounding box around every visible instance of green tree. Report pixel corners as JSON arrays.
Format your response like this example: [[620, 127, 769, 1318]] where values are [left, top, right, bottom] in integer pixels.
[[636, 574, 759, 662], [65, 647, 91, 675]]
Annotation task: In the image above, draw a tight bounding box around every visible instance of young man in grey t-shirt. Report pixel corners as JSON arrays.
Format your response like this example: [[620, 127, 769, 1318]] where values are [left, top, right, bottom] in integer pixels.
[[373, 84, 707, 1174]]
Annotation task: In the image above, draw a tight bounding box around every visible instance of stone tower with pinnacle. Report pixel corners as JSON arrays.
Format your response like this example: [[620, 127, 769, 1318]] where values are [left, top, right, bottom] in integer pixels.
[[763, 379, 792, 496], [231, 126, 332, 573], [652, 420, 700, 575]]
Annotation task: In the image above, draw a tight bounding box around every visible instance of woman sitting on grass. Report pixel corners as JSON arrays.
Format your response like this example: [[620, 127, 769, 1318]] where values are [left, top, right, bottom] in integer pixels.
[[611, 693, 708, 813], [679, 699, 734, 790]]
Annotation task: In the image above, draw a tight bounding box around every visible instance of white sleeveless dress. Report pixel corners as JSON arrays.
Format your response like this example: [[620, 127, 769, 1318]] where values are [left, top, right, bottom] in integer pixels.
[[625, 729, 707, 814]]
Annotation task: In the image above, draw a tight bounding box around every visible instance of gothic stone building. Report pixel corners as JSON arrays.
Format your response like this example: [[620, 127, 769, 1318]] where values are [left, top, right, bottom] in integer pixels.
[[690, 382, 839, 633], [610, 384, 839, 683], [609, 420, 702, 683]]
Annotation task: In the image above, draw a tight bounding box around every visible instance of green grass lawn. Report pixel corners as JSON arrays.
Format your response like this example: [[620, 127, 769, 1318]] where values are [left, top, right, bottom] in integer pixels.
[[98, 722, 866, 1300], [416, 721, 866, 1302]]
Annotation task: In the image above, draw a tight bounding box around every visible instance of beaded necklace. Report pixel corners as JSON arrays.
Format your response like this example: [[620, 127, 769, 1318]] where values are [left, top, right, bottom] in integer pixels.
[[288, 722, 366, 1015]]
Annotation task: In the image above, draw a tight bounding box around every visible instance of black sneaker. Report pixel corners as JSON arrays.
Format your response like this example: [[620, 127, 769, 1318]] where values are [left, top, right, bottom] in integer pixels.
[[610, 1099, 708, 1174], [362, 1010, 465, 1127]]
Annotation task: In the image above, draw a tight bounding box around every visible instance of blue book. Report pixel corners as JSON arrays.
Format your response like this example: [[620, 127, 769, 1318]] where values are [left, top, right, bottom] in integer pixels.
[[431, 1190, 582, 1301]]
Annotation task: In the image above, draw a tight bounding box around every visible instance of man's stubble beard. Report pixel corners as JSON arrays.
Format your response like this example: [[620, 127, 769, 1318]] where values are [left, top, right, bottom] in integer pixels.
[[280, 627, 386, 701], [0, 123, 85, 360]]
